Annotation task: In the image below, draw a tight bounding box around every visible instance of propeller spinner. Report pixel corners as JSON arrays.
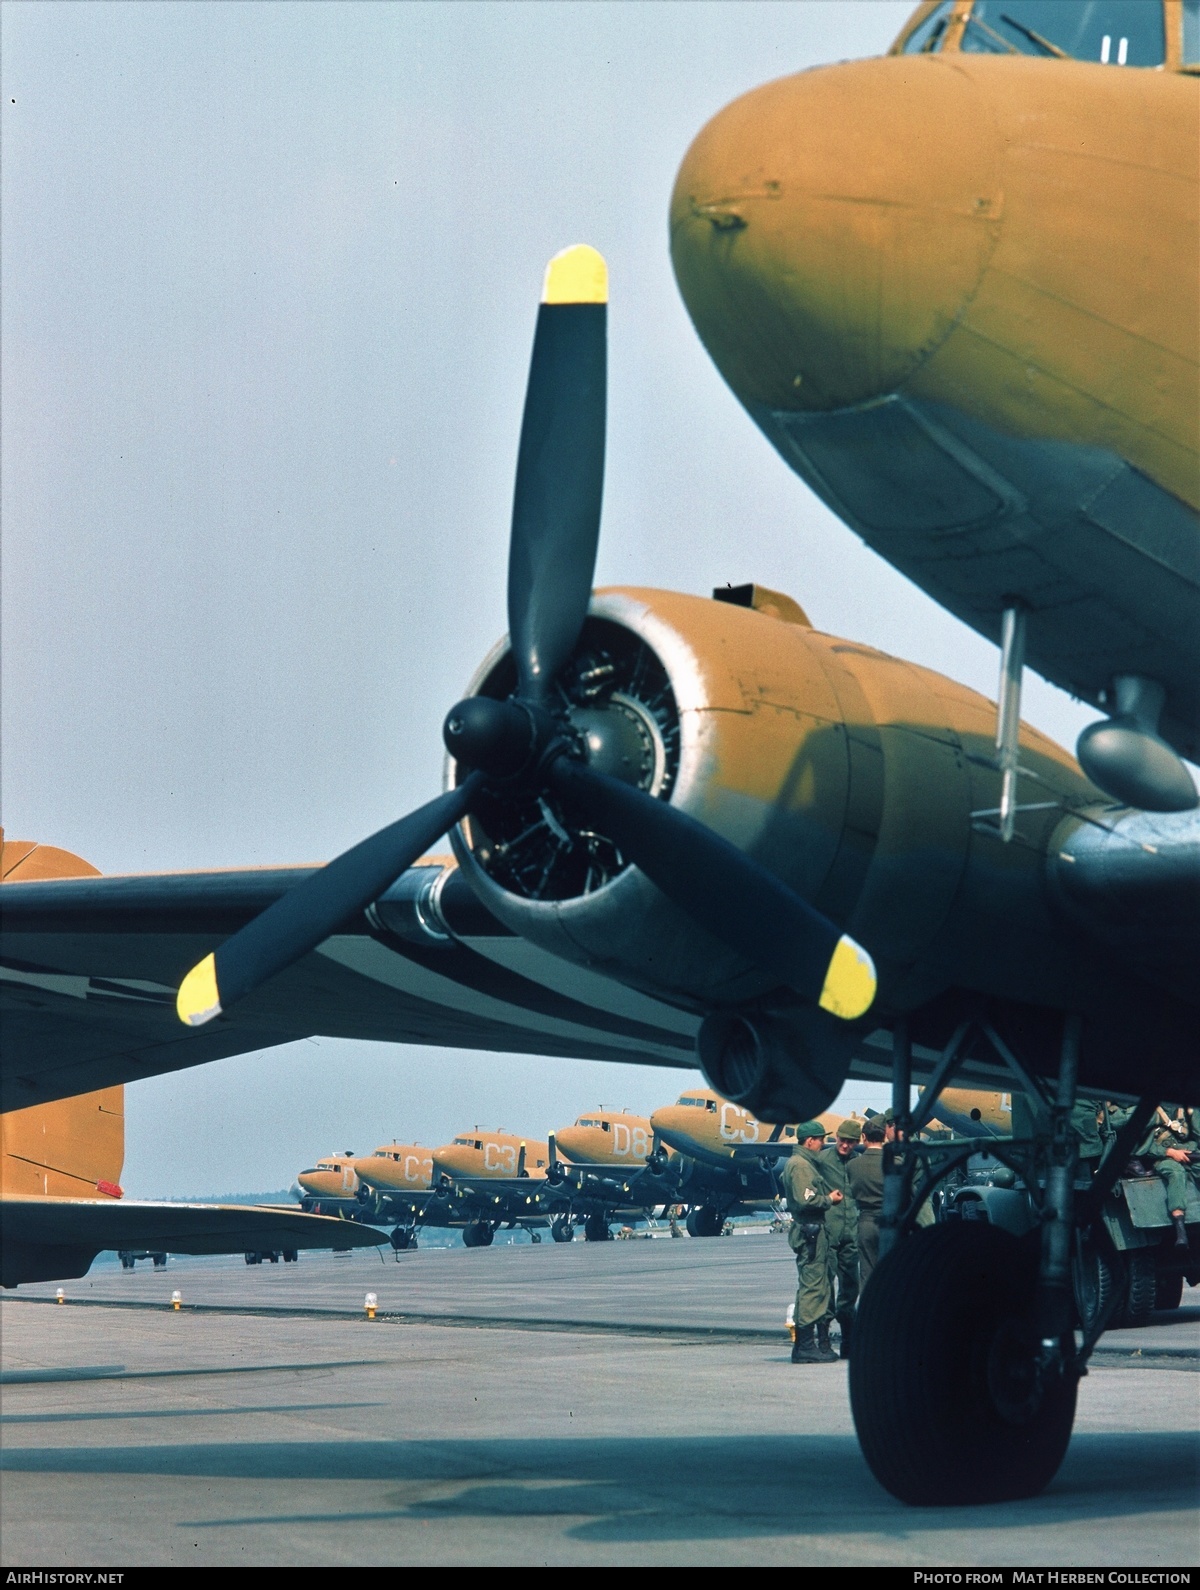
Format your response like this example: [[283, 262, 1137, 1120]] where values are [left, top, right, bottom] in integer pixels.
[[176, 245, 876, 1029]]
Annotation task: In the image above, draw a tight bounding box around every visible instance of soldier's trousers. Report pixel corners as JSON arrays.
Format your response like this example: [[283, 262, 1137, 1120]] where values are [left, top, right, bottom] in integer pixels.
[[1155, 1157, 1200, 1213], [825, 1232, 859, 1324], [792, 1221, 831, 1328], [857, 1213, 880, 1289]]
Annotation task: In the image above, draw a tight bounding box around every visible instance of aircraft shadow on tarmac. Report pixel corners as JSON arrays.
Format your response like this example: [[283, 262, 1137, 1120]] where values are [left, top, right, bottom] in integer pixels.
[[1, 1433, 1195, 1540]]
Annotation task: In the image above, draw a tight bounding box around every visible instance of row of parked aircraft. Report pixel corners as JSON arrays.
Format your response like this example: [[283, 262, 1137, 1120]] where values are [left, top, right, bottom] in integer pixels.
[[296, 1087, 1012, 1247]]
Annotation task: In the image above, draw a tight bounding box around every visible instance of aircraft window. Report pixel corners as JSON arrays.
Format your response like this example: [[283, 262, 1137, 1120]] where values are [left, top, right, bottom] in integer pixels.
[[902, 1, 955, 52], [454, 1137, 472, 1146], [474, 1140, 483, 1150], [1185, 0, 1199, 61], [706, 1100, 717, 1112], [961, 2, 1165, 66], [601, 1121, 611, 1132], [679, 1096, 703, 1107]]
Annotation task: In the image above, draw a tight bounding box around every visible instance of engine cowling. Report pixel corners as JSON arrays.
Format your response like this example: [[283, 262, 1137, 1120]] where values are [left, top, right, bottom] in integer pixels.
[[446, 585, 1094, 1114]]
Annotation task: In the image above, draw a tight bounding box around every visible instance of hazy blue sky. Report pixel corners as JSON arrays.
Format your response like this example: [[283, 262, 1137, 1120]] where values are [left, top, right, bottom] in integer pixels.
[[2, 1, 1102, 1196]]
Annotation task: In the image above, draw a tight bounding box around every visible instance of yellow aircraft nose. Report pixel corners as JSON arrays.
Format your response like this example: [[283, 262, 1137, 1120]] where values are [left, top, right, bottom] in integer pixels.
[[669, 56, 1002, 414]]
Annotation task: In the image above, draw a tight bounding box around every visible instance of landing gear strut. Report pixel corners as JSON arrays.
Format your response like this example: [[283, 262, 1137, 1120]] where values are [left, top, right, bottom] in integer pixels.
[[852, 1010, 1158, 1505]]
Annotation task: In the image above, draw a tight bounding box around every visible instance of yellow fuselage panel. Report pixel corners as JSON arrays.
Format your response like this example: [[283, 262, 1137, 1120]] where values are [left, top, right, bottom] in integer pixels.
[[353, 1143, 434, 1191], [1, 833, 122, 1200], [0, 1087, 124, 1199], [555, 1113, 655, 1166], [651, 1090, 785, 1158], [432, 1131, 550, 1182], [670, 55, 1198, 508]]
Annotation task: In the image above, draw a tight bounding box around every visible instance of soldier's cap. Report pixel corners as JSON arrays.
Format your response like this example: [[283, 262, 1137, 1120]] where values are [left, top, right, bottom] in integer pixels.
[[836, 1119, 862, 1142], [795, 1120, 827, 1141]]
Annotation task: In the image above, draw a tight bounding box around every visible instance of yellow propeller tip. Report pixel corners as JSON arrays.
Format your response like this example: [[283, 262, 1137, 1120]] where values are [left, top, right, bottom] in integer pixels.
[[818, 935, 877, 1021], [541, 244, 608, 305], [176, 952, 222, 1027]]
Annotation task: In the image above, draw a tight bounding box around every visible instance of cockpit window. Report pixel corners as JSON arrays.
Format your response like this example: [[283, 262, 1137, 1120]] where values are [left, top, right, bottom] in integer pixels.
[[902, 1, 956, 52], [1184, 0, 1199, 62], [961, 2, 1165, 66], [679, 1096, 704, 1107]]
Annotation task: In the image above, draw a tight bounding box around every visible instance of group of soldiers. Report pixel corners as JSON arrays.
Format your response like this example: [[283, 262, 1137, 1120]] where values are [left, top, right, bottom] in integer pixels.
[[779, 1099, 1200, 1366], [780, 1113, 890, 1365]]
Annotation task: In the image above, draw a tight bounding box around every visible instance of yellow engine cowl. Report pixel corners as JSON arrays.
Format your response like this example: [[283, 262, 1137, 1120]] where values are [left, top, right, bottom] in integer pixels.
[[448, 585, 1092, 1017]]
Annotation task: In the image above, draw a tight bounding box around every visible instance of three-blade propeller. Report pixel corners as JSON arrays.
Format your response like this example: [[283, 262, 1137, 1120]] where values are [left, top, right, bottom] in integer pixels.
[[176, 244, 876, 1030]]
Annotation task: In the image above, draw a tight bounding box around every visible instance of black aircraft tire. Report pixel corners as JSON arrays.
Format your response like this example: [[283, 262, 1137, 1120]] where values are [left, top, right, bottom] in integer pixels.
[[1154, 1266, 1183, 1312], [1113, 1250, 1157, 1328], [551, 1219, 574, 1243], [686, 1205, 723, 1238], [583, 1214, 612, 1243], [390, 1228, 409, 1251], [850, 1224, 1077, 1506]]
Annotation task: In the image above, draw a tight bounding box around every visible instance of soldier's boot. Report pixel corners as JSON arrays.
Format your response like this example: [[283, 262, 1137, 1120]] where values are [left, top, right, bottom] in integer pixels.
[[836, 1311, 854, 1361], [1171, 1211, 1189, 1248], [815, 1321, 840, 1362], [790, 1324, 825, 1364]]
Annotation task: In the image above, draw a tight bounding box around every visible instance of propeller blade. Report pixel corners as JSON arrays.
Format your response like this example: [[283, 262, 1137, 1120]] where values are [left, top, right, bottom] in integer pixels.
[[176, 771, 485, 1026], [547, 758, 876, 1020], [507, 245, 607, 701]]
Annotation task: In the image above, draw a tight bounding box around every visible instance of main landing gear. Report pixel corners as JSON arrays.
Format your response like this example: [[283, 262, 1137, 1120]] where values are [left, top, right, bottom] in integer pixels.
[[550, 1215, 575, 1243], [685, 1205, 724, 1238], [462, 1221, 495, 1248], [390, 1226, 419, 1252], [850, 1012, 1160, 1505]]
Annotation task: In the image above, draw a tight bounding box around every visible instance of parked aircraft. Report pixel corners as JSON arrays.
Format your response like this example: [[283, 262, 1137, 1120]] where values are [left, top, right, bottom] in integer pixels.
[[670, 0, 1199, 1502], [3, 212, 1195, 1506], [0, 836, 386, 1287], [670, 0, 1199, 819], [296, 1153, 361, 1215]]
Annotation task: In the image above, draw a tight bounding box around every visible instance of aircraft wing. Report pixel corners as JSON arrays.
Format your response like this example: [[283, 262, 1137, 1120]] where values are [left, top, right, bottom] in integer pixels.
[[0, 1195, 383, 1288], [0, 1196, 382, 1254], [0, 865, 699, 1111]]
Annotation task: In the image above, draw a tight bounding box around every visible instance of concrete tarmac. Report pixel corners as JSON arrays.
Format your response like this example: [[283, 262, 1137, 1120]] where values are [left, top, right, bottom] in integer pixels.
[[1, 1236, 1197, 1566]]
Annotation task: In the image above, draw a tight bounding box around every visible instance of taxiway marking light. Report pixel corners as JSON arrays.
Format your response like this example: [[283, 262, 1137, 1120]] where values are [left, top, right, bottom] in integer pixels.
[[55, 1288, 65, 1305], [171, 1290, 182, 1311], [365, 1292, 378, 1320]]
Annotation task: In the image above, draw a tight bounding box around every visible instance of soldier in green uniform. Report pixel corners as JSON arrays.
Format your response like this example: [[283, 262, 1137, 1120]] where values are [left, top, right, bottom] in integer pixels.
[[819, 1119, 861, 1359], [1137, 1106, 1199, 1246], [779, 1122, 843, 1364], [849, 1116, 886, 1288], [1070, 1098, 1105, 1164]]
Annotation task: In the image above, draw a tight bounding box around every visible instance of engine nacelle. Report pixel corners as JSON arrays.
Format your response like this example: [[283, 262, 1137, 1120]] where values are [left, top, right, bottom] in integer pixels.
[[448, 585, 1093, 1029], [697, 1000, 857, 1123]]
